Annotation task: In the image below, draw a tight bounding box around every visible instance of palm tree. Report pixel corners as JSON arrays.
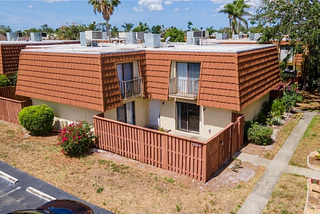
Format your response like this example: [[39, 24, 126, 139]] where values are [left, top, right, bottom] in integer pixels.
[[187, 21, 193, 31], [88, 0, 121, 41], [132, 22, 149, 32], [219, 0, 251, 35], [121, 22, 134, 32], [110, 26, 119, 37]]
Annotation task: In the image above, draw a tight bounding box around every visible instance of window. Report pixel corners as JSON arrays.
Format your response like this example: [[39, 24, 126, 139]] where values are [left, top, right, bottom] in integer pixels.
[[117, 101, 135, 125], [176, 62, 200, 95], [177, 102, 199, 132]]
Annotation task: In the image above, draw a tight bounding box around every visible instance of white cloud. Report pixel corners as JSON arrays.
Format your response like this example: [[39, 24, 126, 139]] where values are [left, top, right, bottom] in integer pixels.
[[43, 0, 69, 3], [133, 0, 164, 12], [202, 12, 206, 15], [185, 7, 189, 10], [28, 5, 33, 8], [215, 4, 225, 12], [164, 1, 172, 5], [174, 8, 181, 12], [212, 14, 216, 17], [211, 0, 261, 8]]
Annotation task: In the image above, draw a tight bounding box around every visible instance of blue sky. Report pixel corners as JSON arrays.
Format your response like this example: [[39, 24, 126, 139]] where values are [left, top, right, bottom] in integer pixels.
[[0, 0, 259, 31]]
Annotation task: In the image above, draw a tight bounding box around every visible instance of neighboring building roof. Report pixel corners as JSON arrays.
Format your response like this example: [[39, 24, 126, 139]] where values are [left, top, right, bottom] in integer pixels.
[[0, 34, 6, 41], [0, 40, 79, 74], [16, 43, 281, 112]]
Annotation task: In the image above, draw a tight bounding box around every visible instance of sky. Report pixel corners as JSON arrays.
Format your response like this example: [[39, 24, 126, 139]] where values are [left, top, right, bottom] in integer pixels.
[[0, 0, 260, 32]]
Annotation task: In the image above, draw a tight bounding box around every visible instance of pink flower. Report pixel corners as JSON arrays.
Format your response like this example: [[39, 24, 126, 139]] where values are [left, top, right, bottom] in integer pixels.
[[78, 136, 82, 139]]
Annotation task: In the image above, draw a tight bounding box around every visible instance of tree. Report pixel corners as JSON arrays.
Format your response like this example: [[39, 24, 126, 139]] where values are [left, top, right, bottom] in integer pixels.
[[219, 0, 251, 35], [255, 0, 320, 88], [151, 25, 162, 34], [206, 26, 216, 37], [187, 21, 193, 31], [121, 22, 134, 32], [0, 25, 11, 35], [132, 22, 149, 32], [110, 26, 119, 37], [164, 27, 185, 42], [88, 0, 121, 41]]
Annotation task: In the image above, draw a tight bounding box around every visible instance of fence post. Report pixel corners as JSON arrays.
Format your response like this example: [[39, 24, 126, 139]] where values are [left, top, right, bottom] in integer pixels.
[[202, 144, 207, 182], [5, 100, 11, 123], [139, 129, 145, 163], [161, 135, 168, 169]]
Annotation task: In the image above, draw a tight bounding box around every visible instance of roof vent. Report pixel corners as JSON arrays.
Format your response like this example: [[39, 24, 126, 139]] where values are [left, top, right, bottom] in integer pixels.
[[6, 32, 18, 41], [144, 33, 161, 48], [187, 31, 209, 45], [30, 32, 42, 42], [126, 32, 137, 44], [216, 33, 228, 40], [249, 33, 261, 41]]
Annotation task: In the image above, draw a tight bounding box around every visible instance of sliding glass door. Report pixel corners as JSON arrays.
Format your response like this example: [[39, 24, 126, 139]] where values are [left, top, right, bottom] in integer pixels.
[[176, 62, 200, 95], [177, 102, 199, 132], [117, 101, 135, 125]]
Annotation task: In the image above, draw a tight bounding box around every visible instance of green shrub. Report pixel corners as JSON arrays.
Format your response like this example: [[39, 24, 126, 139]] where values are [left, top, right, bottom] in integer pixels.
[[7, 72, 18, 86], [247, 123, 273, 145], [244, 120, 255, 142], [255, 112, 267, 125], [271, 98, 286, 117], [261, 101, 272, 115], [282, 84, 302, 110], [0, 74, 10, 87], [18, 105, 54, 136], [57, 121, 96, 157]]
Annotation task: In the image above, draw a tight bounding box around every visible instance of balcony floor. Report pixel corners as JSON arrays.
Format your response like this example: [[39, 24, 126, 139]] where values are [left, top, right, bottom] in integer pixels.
[[169, 93, 197, 100]]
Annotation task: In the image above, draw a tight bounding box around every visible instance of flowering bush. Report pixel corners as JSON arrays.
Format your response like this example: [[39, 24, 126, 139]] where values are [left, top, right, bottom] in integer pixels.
[[57, 121, 96, 157], [282, 84, 302, 110]]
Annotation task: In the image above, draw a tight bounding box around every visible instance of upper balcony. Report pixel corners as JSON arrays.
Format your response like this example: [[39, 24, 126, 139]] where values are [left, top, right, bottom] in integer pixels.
[[169, 77, 199, 99], [119, 77, 144, 100]]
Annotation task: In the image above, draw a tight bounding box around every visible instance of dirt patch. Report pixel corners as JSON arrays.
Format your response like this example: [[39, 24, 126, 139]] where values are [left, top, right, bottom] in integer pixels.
[[264, 173, 307, 214], [241, 113, 302, 160], [308, 151, 320, 170], [305, 179, 320, 214], [0, 120, 265, 214], [296, 90, 320, 112], [290, 115, 320, 168]]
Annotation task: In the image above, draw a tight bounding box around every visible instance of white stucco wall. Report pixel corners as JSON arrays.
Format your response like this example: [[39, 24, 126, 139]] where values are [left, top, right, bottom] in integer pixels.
[[200, 106, 232, 138], [160, 99, 176, 131], [32, 99, 101, 129], [239, 92, 270, 121]]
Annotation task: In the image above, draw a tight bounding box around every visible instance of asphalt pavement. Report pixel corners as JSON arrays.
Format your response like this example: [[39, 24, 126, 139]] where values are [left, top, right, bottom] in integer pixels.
[[0, 160, 112, 214]]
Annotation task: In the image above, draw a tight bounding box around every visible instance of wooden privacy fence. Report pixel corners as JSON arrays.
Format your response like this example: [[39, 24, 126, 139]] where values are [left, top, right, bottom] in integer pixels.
[[0, 87, 32, 124], [93, 113, 245, 182]]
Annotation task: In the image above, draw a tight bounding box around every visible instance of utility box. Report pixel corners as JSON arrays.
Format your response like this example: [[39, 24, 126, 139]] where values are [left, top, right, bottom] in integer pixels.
[[232, 34, 239, 39], [6, 32, 18, 41], [145, 33, 161, 48], [80, 32, 87, 46], [126, 32, 137, 44], [30, 32, 42, 42], [118, 32, 127, 39], [250, 33, 261, 41], [216, 33, 228, 40], [136, 32, 144, 41], [85, 31, 103, 40]]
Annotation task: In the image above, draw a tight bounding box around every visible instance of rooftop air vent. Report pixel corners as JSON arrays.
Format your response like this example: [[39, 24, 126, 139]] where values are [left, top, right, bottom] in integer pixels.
[[126, 32, 137, 44], [145, 33, 161, 48], [30, 32, 42, 42], [6, 32, 18, 41], [187, 31, 209, 45], [216, 33, 228, 40], [85, 31, 103, 40]]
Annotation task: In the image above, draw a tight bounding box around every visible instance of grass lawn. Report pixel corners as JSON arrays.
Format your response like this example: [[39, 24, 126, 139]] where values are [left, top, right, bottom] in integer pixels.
[[290, 115, 320, 168], [263, 173, 307, 214], [0, 121, 265, 214], [241, 113, 303, 160]]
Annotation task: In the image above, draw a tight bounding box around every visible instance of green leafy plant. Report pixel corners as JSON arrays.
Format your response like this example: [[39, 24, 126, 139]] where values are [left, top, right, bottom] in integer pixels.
[[271, 98, 286, 117], [18, 104, 54, 136], [316, 149, 320, 160], [57, 121, 96, 157], [282, 84, 302, 111], [158, 127, 166, 132], [244, 120, 254, 142], [247, 123, 273, 145], [0, 74, 10, 87]]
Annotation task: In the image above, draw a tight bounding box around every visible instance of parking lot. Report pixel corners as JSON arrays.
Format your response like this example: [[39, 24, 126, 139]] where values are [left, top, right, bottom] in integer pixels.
[[0, 161, 112, 213]]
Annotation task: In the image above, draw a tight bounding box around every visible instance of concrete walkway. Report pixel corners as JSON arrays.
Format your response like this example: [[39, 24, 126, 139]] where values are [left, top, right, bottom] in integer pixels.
[[238, 111, 317, 214]]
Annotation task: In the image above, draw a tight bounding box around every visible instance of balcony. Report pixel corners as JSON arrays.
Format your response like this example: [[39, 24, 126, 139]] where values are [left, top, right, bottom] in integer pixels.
[[119, 77, 144, 100], [169, 77, 199, 99]]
